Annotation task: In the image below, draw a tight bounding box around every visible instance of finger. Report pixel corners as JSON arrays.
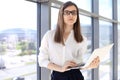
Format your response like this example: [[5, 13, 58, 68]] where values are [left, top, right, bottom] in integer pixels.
[[92, 57, 100, 63], [66, 61, 76, 64], [69, 62, 77, 66], [69, 61, 77, 64], [96, 56, 100, 61], [66, 62, 77, 67], [90, 61, 99, 68], [69, 61, 77, 65]]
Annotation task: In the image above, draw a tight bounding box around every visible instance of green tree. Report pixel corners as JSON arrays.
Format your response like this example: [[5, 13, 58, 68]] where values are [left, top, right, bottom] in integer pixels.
[[0, 42, 6, 55], [17, 41, 36, 56]]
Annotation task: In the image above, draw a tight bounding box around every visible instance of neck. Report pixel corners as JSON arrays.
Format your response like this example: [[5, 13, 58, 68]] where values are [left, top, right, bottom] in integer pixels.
[[64, 25, 73, 34]]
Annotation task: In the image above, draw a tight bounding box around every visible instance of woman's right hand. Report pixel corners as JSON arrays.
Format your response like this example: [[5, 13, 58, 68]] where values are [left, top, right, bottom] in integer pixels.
[[61, 61, 77, 72]]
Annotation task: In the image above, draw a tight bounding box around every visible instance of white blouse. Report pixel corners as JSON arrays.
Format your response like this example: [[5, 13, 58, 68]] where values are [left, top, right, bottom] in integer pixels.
[[38, 30, 87, 68]]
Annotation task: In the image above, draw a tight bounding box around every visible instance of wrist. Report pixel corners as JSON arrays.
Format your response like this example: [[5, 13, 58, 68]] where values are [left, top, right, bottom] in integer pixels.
[[60, 66, 68, 72], [60, 66, 64, 72]]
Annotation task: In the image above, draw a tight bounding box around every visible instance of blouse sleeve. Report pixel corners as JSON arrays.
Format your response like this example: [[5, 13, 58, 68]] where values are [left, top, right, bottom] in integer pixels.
[[38, 31, 50, 68]]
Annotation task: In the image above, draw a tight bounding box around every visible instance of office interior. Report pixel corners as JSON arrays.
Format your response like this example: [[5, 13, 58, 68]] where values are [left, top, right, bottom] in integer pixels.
[[0, 0, 120, 80]]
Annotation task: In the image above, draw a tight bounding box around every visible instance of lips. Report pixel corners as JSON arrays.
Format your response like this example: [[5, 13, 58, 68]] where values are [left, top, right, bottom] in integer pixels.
[[68, 19, 74, 21]]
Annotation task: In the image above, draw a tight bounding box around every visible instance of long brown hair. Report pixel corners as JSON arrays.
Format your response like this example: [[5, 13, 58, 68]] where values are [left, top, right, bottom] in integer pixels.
[[54, 1, 83, 45]]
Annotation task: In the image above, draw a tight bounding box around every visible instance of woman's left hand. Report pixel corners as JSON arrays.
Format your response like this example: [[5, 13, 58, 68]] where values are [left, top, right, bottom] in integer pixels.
[[83, 56, 100, 70]]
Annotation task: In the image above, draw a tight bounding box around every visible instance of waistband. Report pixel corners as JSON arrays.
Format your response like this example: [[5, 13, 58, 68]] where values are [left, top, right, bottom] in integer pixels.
[[52, 69, 80, 76]]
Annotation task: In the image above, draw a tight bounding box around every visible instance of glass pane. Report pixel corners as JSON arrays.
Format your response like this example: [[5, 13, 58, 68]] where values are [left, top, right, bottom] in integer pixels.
[[118, 25, 120, 80], [118, 0, 120, 21], [51, 7, 59, 30], [0, 0, 37, 80], [57, 0, 92, 12], [99, 21, 113, 80], [80, 15, 92, 80], [99, 0, 112, 19], [118, 0, 120, 79]]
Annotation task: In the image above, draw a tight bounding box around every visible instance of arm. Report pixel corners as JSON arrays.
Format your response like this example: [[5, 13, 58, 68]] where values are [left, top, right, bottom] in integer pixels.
[[38, 31, 77, 72], [47, 62, 63, 72], [38, 31, 50, 68], [47, 61, 77, 72]]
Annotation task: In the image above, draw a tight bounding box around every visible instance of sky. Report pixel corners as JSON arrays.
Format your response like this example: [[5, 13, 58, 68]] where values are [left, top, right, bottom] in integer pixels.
[[0, 0, 37, 31]]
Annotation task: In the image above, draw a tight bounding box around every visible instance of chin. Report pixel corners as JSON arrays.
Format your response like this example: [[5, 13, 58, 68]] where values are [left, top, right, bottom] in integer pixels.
[[68, 22, 75, 25], [65, 21, 75, 26]]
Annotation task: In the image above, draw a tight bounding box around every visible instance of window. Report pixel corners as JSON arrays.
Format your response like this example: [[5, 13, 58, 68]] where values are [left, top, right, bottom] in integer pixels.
[[99, 21, 113, 80], [99, 0, 112, 19], [51, 7, 59, 30], [118, 25, 120, 80], [80, 15, 92, 80], [118, 0, 120, 79], [0, 0, 37, 80], [57, 0, 92, 12]]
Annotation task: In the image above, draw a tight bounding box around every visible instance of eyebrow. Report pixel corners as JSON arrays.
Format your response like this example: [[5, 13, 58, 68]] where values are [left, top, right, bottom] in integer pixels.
[[64, 10, 77, 11]]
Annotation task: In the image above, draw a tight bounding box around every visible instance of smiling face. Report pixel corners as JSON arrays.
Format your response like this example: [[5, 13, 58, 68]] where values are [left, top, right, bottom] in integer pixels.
[[63, 5, 77, 27]]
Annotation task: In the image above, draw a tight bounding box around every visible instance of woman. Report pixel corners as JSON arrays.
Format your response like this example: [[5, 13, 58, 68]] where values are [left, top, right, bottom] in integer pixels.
[[38, 1, 99, 80]]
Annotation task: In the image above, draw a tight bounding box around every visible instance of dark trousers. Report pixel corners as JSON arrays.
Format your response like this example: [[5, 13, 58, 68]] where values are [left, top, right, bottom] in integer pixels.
[[51, 69, 84, 80]]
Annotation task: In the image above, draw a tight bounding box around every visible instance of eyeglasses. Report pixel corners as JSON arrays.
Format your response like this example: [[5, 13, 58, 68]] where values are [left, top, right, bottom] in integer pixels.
[[63, 10, 77, 16]]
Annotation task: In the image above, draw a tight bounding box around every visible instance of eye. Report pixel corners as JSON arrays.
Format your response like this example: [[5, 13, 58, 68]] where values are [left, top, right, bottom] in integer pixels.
[[63, 10, 77, 16], [71, 10, 77, 15], [63, 10, 70, 15]]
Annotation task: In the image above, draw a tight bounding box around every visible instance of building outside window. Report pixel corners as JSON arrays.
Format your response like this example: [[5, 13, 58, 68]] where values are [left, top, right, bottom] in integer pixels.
[[0, 0, 37, 80]]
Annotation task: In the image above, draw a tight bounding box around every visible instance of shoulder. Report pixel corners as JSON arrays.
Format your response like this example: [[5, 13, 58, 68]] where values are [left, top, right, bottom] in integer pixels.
[[45, 29, 56, 36], [43, 30, 56, 39], [43, 29, 56, 36], [47, 29, 56, 34]]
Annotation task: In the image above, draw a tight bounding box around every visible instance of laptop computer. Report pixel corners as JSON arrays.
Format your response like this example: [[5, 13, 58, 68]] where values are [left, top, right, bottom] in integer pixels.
[[68, 43, 114, 70]]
